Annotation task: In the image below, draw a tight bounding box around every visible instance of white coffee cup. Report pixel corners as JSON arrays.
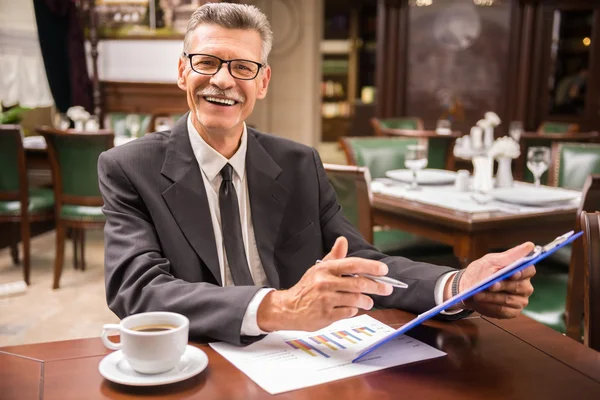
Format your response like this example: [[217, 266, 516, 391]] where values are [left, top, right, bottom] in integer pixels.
[[101, 311, 189, 374]]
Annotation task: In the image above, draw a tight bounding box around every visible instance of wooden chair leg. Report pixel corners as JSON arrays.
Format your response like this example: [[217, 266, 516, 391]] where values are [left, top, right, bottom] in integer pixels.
[[20, 218, 31, 285], [80, 229, 86, 271], [10, 223, 20, 265], [53, 223, 66, 289], [72, 228, 79, 270]]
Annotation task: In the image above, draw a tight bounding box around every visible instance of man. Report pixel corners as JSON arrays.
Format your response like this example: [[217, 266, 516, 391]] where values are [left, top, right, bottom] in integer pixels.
[[98, 3, 535, 346]]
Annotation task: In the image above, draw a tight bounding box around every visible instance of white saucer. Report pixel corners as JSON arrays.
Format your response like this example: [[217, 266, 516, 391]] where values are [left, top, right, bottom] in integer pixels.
[[98, 345, 208, 386]]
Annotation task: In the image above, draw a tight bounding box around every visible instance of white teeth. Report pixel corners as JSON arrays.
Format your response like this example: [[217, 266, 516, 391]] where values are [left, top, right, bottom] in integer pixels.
[[205, 96, 236, 105]]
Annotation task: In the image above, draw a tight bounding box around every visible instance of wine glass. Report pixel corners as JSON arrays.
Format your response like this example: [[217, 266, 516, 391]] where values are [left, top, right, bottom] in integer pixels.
[[405, 144, 428, 190], [527, 146, 551, 187]]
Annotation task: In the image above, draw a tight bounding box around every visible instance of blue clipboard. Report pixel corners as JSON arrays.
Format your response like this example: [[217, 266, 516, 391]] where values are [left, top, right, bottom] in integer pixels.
[[352, 230, 583, 363]]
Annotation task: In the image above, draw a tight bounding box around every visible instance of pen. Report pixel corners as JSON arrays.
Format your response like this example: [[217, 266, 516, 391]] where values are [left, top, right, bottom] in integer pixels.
[[315, 260, 408, 289]]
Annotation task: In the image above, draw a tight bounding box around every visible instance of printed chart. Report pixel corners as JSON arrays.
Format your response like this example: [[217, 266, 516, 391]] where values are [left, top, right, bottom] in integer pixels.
[[210, 315, 445, 394]]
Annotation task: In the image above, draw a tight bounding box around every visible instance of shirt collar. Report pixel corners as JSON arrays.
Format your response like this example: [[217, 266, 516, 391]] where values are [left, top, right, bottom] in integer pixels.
[[187, 114, 247, 182]]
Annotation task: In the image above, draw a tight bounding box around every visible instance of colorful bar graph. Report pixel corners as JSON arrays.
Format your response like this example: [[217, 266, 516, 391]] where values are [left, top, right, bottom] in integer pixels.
[[286, 339, 330, 358], [309, 334, 346, 350], [286, 326, 377, 357], [352, 327, 376, 336]]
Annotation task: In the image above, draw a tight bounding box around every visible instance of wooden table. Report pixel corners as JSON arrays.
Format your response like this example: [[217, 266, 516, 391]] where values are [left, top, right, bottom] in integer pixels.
[[1, 310, 599, 399], [372, 192, 576, 265]]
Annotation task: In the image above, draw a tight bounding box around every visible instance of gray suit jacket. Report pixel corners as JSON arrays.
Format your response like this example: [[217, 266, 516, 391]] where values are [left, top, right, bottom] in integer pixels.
[[98, 115, 459, 345]]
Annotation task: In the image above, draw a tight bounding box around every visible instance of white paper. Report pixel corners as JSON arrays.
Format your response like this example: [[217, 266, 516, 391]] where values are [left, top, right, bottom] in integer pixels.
[[209, 315, 445, 395]]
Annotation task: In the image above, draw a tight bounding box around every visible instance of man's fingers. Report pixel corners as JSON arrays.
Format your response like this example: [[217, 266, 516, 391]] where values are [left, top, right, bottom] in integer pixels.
[[334, 292, 375, 310], [490, 242, 535, 266], [472, 291, 529, 309], [324, 257, 389, 277], [323, 275, 393, 296], [488, 279, 534, 296], [509, 265, 536, 281], [330, 307, 359, 321], [322, 236, 348, 262]]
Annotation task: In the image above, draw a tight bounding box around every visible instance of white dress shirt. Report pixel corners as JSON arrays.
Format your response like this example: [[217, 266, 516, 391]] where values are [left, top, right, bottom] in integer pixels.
[[187, 117, 272, 336], [187, 115, 460, 337]]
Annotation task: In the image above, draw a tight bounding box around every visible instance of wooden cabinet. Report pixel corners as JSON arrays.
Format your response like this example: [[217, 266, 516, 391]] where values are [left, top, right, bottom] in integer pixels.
[[321, 0, 377, 142]]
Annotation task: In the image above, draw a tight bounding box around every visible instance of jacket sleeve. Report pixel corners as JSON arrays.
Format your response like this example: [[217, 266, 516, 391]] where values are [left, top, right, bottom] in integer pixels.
[[311, 148, 467, 318], [98, 151, 264, 345]]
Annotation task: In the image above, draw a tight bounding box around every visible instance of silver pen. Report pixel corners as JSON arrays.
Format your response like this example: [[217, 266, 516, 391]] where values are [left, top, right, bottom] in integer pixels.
[[316, 260, 408, 289]]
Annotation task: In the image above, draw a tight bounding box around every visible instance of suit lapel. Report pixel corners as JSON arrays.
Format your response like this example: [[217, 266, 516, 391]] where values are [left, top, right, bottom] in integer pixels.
[[246, 130, 289, 289], [160, 114, 221, 285]]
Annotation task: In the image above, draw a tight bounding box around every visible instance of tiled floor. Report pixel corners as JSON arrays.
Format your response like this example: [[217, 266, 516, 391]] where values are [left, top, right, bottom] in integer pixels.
[[0, 230, 118, 347]]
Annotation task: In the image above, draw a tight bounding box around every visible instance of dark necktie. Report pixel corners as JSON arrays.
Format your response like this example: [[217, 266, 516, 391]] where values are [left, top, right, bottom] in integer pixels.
[[219, 163, 254, 286]]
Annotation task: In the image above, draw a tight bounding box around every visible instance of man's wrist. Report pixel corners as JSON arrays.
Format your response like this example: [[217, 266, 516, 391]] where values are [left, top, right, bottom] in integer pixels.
[[256, 290, 286, 332]]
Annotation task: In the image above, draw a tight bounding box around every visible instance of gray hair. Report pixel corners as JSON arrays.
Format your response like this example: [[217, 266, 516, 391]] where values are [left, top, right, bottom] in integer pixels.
[[183, 3, 273, 65]]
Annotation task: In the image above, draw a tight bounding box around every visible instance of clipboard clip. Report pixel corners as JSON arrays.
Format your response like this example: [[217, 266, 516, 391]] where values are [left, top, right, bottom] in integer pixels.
[[542, 230, 575, 253]]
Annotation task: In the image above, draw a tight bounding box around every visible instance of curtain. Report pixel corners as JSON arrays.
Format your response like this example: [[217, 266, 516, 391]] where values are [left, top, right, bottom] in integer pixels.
[[0, 0, 54, 108], [33, 0, 92, 113]]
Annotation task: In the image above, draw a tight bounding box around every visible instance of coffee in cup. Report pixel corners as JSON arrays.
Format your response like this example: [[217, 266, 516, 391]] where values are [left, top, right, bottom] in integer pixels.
[[101, 311, 189, 374]]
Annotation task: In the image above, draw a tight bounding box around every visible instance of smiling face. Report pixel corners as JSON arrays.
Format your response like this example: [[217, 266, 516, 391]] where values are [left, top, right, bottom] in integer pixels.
[[177, 24, 271, 143]]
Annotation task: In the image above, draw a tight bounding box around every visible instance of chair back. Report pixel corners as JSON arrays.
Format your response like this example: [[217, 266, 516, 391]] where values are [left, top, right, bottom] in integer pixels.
[[565, 175, 600, 341], [538, 121, 580, 135], [105, 112, 151, 137], [370, 117, 424, 136], [550, 142, 600, 189], [340, 136, 433, 179], [37, 127, 114, 207], [580, 210, 600, 351], [0, 125, 26, 199], [323, 164, 373, 244]]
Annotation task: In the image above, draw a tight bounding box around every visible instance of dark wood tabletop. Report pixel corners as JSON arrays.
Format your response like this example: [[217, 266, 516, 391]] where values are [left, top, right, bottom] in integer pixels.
[[372, 192, 576, 265], [1, 309, 599, 400]]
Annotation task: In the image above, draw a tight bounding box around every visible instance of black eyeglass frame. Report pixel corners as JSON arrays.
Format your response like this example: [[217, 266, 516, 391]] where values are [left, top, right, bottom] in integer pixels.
[[183, 52, 266, 80]]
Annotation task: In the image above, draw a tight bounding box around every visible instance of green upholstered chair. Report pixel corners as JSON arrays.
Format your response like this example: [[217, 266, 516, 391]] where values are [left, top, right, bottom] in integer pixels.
[[580, 211, 600, 351], [323, 163, 437, 255], [37, 126, 113, 289], [538, 121, 580, 135], [104, 112, 151, 138], [337, 137, 452, 255], [323, 164, 373, 244], [0, 125, 54, 284], [370, 117, 424, 136], [549, 142, 600, 190]]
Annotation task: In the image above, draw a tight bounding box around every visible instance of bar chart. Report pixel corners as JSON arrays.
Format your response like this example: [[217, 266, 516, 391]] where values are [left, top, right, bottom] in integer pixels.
[[285, 326, 377, 358]]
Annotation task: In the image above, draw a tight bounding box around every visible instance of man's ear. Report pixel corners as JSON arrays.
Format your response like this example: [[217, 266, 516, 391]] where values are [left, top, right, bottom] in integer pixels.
[[177, 57, 187, 91], [256, 65, 271, 100]]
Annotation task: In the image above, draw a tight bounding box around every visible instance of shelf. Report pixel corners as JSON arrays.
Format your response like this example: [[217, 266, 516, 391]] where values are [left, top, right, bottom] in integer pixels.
[[320, 40, 352, 55]]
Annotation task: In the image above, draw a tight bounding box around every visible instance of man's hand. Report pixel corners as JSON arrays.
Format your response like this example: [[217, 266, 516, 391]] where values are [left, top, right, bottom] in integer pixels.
[[448, 242, 536, 319], [257, 237, 393, 332]]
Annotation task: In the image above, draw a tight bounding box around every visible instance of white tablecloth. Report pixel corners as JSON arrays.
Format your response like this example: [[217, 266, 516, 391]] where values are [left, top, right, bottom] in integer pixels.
[[372, 180, 581, 215]]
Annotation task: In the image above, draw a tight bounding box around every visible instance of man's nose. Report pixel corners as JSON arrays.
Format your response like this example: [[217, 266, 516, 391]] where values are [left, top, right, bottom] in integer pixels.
[[209, 63, 236, 89]]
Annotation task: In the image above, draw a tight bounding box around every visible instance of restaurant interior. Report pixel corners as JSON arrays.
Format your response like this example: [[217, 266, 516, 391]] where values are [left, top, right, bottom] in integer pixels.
[[1, 0, 600, 394]]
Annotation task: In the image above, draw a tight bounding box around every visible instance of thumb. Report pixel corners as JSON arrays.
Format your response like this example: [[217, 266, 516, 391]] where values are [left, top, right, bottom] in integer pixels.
[[322, 237, 348, 262], [494, 242, 535, 265]]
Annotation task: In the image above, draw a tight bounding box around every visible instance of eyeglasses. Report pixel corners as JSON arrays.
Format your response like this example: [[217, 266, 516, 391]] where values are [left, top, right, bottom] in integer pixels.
[[183, 53, 265, 80]]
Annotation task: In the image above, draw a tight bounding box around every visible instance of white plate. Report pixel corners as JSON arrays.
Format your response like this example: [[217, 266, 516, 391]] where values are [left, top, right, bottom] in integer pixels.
[[491, 186, 580, 206], [385, 169, 457, 185], [98, 345, 208, 386]]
